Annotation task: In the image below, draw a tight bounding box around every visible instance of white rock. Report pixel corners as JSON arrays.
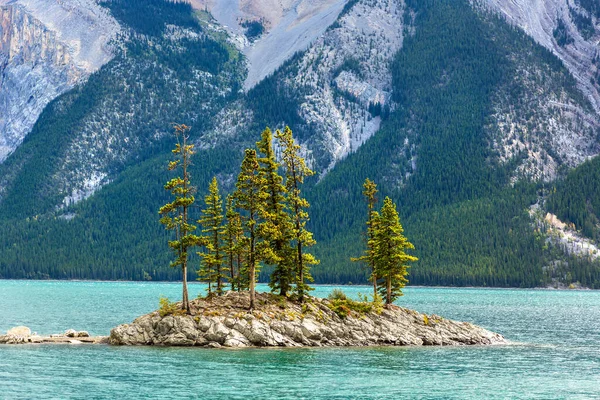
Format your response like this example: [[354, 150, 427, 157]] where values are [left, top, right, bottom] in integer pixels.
[[7, 326, 31, 338], [65, 329, 77, 337]]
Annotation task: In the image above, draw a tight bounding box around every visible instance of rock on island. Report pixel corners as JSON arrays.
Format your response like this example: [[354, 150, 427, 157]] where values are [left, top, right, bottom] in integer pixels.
[[109, 292, 506, 347]]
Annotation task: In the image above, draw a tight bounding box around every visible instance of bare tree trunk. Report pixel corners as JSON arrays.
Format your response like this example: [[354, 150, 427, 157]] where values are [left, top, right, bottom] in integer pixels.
[[236, 253, 242, 292], [229, 252, 235, 292], [296, 212, 304, 302], [373, 274, 377, 300], [182, 263, 190, 313], [249, 263, 256, 309], [249, 215, 256, 310], [368, 210, 377, 300], [386, 276, 392, 305]]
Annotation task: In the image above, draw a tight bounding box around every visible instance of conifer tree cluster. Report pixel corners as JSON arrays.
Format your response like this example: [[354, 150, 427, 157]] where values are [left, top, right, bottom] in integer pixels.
[[160, 125, 318, 310], [353, 179, 418, 305]]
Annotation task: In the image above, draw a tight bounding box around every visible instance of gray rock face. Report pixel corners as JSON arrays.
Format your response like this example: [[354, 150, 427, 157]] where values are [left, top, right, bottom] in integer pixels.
[[208, 0, 408, 177], [194, 0, 349, 90], [480, 0, 600, 113], [287, 0, 406, 175], [0, 0, 119, 162], [109, 292, 506, 347], [472, 0, 600, 181]]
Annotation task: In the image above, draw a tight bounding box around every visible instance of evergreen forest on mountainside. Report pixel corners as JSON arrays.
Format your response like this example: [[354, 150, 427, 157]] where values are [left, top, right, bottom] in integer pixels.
[[0, 0, 599, 288]]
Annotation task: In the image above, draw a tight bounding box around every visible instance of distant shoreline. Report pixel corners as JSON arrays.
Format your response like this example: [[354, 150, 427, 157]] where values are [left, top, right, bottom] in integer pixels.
[[0, 279, 593, 291]]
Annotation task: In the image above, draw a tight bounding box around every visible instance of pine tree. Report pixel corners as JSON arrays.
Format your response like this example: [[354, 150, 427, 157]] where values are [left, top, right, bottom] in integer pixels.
[[372, 197, 418, 305], [234, 149, 265, 309], [275, 126, 318, 302], [198, 176, 227, 296], [158, 124, 205, 313], [256, 127, 295, 297], [223, 194, 245, 292], [351, 178, 379, 299]]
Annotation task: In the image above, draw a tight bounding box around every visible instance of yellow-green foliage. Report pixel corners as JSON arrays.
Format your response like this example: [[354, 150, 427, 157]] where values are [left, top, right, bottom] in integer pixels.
[[284, 310, 298, 321], [328, 288, 347, 301], [158, 297, 184, 317], [275, 295, 288, 309], [315, 309, 325, 323], [371, 293, 385, 315], [328, 290, 384, 318], [423, 314, 429, 325], [328, 298, 373, 319]]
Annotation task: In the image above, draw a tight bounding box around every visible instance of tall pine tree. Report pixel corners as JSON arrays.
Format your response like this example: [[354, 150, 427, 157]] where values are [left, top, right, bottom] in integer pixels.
[[158, 124, 205, 312], [257, 127, 295, 297], [223, 194, 245, 292], [372, 197, 418, 305], [198, 176, 226, 296], [234, 149, 265, 309], [275, 126, 318, 302], [352, 178, 379, 299]]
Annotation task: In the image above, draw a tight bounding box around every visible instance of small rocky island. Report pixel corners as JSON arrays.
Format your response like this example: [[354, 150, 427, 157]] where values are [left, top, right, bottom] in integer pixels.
[[109, 292, 505, 347], [0, 326, 108, 345]]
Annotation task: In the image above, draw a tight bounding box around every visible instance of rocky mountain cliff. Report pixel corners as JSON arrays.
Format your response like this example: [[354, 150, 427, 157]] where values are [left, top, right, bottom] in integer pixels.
[[480, 0, 600, 181], [481, 0, 599, 112], [0, 0, 119, 162], [192, 0, 348, 89], [207, 0, 408, 175]]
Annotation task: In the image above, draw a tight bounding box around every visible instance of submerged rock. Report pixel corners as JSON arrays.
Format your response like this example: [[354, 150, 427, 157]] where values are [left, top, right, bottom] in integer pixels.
[[110, 292, 506, 348]]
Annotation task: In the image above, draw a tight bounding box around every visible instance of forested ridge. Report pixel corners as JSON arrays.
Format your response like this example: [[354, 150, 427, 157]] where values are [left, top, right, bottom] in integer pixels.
[[0, 0, 599, 287], [547, 156, 600, 242]]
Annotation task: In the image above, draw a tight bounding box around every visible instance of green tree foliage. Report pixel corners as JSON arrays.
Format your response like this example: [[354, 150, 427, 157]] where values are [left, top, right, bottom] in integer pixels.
[[575, 0, 600, 18], [304, 0, 593, 287], [100, 0, 201, 37], [256, 128, 295, 297], [276, 127, 318, 302], [234, 149, 266, 309], [240, 20, 265, 41], [352, 178, 379, 298], [223, 195, 246, 291], [372, 197, 418, 305], [198, 177, 226, 296], [158, 124, 205, 312], [547, 156, 600, 241]]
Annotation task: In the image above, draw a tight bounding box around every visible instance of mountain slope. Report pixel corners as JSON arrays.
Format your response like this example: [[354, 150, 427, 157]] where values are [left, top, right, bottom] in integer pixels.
[[480, 0, 600, 113], [0, 0, 243, 218], [0, 0, 119, 162], [0, 0, 599, 287]]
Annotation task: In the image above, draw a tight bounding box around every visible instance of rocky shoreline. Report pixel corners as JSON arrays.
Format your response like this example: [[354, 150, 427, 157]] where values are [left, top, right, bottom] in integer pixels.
[[0, 326, 108, 345], [2, 292, 506, 347], [109, 292, 506, 347]]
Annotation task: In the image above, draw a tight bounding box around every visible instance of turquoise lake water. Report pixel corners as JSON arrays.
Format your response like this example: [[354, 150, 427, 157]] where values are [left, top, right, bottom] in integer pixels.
[[1, 281, 599, 399]]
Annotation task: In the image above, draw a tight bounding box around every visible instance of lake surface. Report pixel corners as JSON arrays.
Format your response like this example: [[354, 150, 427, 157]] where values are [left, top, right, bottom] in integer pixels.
[[1, 281, 599, 399]]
